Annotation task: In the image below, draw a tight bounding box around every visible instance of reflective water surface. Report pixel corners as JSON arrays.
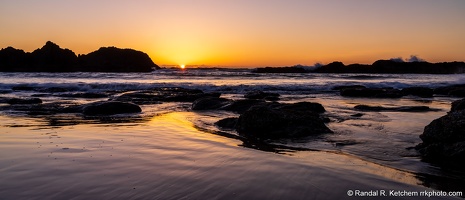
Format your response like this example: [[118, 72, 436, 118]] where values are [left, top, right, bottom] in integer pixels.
[[1, 113, 457, 200], [1, 70, 464, 199]]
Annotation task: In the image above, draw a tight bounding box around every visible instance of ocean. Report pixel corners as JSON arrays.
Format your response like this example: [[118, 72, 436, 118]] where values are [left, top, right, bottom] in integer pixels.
[[0, 69, 464, 199]]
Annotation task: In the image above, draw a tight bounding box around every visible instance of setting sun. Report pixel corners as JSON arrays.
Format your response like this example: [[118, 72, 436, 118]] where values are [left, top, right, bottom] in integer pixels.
[[180, 65, 186, 69]]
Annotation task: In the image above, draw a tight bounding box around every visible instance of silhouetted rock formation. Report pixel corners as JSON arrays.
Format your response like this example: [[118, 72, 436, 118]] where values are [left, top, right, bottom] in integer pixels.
[[77, 47, 158, 72], [30, 41, 78, 72], [0, 41, 160, 72], [254, 60, 465, 74], [0, 47, 30, 71], [313, 60, 465, 74]]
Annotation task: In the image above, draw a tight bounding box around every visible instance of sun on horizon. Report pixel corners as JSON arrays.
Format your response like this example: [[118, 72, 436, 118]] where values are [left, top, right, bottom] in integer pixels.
[[180, 65, 186, 69]]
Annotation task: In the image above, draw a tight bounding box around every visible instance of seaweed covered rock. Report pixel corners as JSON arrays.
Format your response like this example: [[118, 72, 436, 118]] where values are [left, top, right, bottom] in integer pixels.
[[236, 102, 332, 139], [82, 101, 142, 116]]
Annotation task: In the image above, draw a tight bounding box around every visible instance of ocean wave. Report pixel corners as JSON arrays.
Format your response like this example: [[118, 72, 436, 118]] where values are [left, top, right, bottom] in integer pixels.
[[1, 71, 465, 95]]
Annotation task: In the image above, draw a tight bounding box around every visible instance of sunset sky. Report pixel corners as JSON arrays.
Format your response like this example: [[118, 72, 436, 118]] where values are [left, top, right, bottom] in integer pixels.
[[1, 0, 464, 67]]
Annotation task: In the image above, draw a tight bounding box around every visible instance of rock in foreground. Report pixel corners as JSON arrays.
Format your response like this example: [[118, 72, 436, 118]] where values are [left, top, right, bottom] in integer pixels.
[[236, 103, 332, 139], [82, 101, 142, 116], [192, 97, 231, 110], [416, 98, 465, 166]]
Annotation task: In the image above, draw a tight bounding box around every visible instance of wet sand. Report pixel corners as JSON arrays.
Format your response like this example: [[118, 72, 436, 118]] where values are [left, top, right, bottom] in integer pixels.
[[0, 113, 459, 199]]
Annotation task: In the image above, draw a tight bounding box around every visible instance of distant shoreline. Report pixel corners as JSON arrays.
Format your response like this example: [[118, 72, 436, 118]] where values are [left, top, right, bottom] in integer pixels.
[[2, 41, 465, 74]]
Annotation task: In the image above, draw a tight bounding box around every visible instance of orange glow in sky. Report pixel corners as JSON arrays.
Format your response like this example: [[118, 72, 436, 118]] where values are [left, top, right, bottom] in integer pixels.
[[1, 0, 465, 67]]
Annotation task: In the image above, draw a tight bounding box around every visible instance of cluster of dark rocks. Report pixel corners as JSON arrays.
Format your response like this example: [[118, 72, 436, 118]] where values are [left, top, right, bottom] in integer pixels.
[[416, 98, 465, 167], [0, 41, 159, 72], [2, 88, 333, 140], [192, 91, 331, 139], [334, 85, 465, 98], [2, 86, 465, 167], [0, 87, 221, 116]]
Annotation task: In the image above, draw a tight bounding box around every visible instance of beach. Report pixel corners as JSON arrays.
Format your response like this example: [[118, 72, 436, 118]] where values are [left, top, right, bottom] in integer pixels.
[[0, 70, 464, 199]]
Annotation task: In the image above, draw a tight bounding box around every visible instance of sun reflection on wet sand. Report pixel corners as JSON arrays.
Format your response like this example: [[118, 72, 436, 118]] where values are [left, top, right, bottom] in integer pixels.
[[0, 113, 454, 199]]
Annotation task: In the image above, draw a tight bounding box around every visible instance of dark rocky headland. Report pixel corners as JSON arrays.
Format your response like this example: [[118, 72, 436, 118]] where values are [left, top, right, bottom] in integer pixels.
[[254, 60, 465, 74], [0, 41, 160, 72]]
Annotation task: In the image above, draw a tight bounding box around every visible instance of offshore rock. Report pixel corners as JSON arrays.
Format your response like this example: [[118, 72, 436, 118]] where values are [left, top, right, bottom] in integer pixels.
[[77, 47, 159, 72], [82, 101, 142, 116], [0, 41, 160, 72]]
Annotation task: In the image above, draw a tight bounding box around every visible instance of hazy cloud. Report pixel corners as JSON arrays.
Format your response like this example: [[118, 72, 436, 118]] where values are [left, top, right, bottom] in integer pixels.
[[407, 55, 425, 62], [389, 55, 425, 63]]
